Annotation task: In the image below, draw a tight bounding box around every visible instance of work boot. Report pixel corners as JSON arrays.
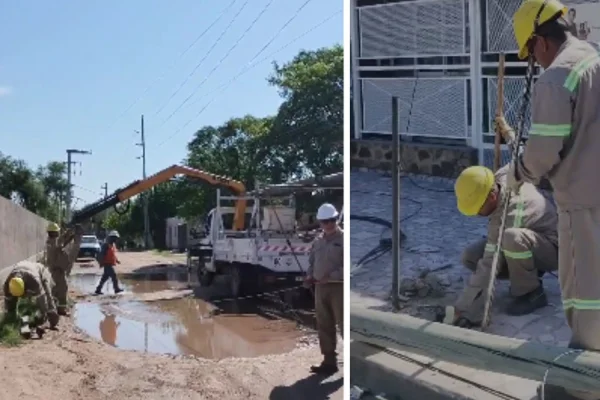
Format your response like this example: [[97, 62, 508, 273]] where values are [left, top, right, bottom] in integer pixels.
[[537, 383, 598, 399], [48, 312, 60, 329], [506, 285, 548, 316], [310, 361, 338, 375], [57, 307, 70, 317]]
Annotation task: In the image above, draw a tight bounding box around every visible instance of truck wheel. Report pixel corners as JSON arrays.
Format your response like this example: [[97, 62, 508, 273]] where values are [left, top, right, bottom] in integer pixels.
[[197, 258, 215, 287], [230, 265, 243, 298], [198, 268, 215, 287]]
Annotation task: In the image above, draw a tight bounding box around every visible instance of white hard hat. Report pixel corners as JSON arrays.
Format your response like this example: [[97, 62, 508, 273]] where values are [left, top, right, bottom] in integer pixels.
[[316, 203, 339, 220], [107, 230, 120, 238]]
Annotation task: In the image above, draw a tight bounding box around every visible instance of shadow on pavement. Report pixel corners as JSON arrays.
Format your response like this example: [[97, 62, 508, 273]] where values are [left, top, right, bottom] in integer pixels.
[[269, 374, 343, 400]]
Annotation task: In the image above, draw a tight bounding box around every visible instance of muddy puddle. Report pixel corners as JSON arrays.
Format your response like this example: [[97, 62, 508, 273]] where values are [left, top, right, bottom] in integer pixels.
[[70, 274, 305, 359]]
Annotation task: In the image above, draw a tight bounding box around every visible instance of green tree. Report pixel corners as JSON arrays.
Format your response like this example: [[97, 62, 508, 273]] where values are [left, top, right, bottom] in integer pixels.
[[267, 45, 343, 176], [90, 44, 343, 247]]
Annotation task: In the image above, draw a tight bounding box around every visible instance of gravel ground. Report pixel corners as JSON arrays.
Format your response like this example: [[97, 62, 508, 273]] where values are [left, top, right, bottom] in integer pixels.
[[350, 169, 571, 345], [0, 252, 344, 400]]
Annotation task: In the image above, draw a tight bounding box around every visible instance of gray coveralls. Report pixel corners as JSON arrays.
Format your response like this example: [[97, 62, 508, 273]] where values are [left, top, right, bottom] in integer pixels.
[[456, 166, 559, 324], [44, 231, 81, 314], [3, 261, 58, 325], [307, 227, 344, 366], [515, 37, 600, 399]]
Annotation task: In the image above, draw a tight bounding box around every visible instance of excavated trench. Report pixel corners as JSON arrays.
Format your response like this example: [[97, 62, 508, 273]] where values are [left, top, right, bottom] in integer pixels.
[[69, 272, 315, 359]]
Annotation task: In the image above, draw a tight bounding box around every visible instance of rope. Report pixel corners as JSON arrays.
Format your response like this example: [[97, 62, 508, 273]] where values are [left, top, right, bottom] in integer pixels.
[[539, 349, 584, 400], [481, 52, 536, 330]]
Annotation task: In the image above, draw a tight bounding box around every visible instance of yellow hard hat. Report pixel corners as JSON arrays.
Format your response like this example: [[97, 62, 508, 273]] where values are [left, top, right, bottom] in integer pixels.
[[513, 0, 568, 59], [47, 222, 60, 233], [8, 276, 25, 297], [454, 166, 495, 216]]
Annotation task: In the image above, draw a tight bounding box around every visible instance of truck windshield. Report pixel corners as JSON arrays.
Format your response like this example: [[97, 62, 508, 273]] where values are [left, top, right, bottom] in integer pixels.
[[81, 236, 97, 244]]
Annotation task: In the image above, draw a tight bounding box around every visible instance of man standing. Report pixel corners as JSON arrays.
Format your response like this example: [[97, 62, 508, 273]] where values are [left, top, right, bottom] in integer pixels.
[[44, 222, 83, 316], [497, 1, 600, 397], [95, 230, 124, 295], [3, 261, 60, 330], [445, 165, 558, 327], [305, 203, 343, 375]]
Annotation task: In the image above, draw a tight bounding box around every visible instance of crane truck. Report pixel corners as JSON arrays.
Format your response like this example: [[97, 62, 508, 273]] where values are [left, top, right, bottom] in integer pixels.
[[70, 165, 343, 298]]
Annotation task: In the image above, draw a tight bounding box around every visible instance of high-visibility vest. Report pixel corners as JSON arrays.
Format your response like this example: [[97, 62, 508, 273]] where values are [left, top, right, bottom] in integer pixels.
[[102, 244, 118, 266]]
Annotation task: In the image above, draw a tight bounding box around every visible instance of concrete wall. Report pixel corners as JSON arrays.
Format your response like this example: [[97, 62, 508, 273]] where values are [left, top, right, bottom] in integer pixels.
[[351, 139, 478, 178], [0, 195, 48, 270]]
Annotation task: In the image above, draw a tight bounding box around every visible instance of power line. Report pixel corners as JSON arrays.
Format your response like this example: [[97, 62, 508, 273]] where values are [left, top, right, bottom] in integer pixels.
[[157, 0, 276, 129], [73, 184, 98, 195], [247, 0, 315, 66], [153, 0, 249, 118], [111, 8, 339, 173], [99, 0, 234, 135], [155, 10, 340, 147]]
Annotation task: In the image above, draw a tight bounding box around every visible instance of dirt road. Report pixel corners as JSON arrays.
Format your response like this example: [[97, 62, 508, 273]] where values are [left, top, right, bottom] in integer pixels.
[[0, 252, 344, 400]]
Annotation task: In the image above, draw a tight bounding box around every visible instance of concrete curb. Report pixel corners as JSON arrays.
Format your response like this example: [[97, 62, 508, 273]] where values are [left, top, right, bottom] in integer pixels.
[[350, 341, 539, 400]]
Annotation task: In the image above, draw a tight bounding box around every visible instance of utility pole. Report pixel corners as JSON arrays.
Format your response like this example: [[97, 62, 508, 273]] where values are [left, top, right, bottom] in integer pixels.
[[136, 115, 151, 249], [101, 182, 108, 198], [66, 149, 92, 221]]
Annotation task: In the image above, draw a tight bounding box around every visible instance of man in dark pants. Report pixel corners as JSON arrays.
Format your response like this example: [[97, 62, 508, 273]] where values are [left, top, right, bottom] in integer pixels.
[[304, 203, 344, 375], [95, 230, 124, 295]]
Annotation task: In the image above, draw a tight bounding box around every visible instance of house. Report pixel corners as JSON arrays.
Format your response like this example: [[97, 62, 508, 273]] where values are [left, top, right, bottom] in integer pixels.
[[165, 217, 188, 252]]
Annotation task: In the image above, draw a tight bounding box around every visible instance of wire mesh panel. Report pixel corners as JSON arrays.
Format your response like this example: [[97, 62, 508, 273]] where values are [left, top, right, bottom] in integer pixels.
[[485, 0, 522, 53], [359, 0, 467, 57], [361, 78, 468, 138], [483, 147, 511, 169], [486, 76, 532, 136]]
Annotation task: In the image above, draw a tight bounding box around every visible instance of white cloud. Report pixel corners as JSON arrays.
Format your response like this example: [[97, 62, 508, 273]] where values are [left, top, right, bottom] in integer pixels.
[[0, 87, 12, 97]]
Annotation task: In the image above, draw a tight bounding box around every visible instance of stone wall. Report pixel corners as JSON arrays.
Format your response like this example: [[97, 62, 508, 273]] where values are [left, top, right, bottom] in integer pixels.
[[0, 195, 48, 270], [351, 139, 478, 178]]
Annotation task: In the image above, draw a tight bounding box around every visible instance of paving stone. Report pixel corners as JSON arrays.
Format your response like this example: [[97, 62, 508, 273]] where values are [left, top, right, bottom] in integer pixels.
[[351, 171, 571, 345]]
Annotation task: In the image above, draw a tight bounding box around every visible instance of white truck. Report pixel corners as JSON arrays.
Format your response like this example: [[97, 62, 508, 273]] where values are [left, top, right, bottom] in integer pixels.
[[187, 172, 343, 298], [187, 193, 317, 298]]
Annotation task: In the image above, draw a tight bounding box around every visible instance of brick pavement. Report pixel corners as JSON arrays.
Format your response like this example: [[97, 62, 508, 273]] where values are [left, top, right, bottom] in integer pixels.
[[350, 168, 571, 346]]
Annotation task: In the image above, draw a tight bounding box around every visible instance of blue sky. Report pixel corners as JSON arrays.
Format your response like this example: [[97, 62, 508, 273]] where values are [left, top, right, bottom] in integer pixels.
[[0, 0, 342, 207]]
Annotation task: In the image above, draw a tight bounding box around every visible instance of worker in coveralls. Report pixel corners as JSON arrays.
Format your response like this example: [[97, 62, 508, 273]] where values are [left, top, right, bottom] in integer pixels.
[[495, 1, 600, 398], [95, 230, 123, 295], [3, 261, 60, 329], [443, 164, 558, 328], [304, 203, 343, 375], [44, 222, 83, 316]]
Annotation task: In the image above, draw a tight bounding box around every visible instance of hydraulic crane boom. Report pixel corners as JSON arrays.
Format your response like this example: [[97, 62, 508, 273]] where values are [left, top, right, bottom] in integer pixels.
[[70, 165, 247, 230]]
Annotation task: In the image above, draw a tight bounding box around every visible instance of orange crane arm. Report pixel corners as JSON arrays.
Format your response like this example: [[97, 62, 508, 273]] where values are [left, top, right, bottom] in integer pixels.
[[71, 165, 247, 231]]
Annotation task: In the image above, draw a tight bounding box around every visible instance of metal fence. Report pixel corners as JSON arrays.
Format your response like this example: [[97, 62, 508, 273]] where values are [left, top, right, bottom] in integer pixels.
[[352, 0, 535, 168]]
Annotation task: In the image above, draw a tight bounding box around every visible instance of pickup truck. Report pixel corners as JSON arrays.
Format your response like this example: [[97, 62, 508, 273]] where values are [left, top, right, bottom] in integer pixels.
[[78, 235, 101, 259]]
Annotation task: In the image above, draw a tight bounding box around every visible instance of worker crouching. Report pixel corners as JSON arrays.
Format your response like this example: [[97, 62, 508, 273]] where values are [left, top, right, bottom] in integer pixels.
[[446, 164, 558, 327], [304, 203, 343, 375], [44, 222, 83, 316], [3, 261, 60, 332]]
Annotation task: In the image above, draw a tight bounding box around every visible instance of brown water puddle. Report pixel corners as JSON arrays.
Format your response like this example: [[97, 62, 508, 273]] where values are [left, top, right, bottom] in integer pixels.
[[71, 274, 303, 359]]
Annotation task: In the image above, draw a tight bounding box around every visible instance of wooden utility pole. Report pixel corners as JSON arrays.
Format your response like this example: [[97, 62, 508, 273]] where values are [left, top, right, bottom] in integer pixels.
[[66, 149, 92, 221], [493, 53, 506, 172], [137, 115, 151, 249]]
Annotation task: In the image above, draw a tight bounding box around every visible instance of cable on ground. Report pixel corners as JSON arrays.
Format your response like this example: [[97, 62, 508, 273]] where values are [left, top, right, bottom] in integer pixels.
[[350, 192, 423, 275]]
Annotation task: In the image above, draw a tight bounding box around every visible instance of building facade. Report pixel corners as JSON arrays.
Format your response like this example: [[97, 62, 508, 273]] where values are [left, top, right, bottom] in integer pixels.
[[351, 0, 600, 169]]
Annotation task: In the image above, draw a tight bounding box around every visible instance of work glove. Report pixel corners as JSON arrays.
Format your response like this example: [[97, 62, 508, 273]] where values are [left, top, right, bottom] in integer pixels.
[[494, 116, 516, 145], [507, 160, 523, 193]]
